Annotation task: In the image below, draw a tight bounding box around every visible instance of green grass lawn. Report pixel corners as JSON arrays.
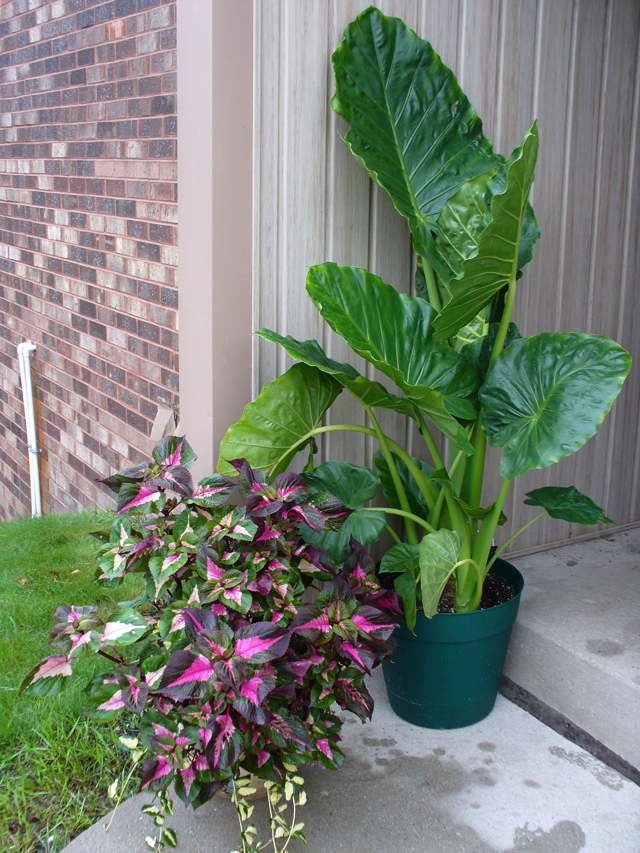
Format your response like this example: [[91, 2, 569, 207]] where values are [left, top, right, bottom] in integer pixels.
[[0, 512, 142, 853]]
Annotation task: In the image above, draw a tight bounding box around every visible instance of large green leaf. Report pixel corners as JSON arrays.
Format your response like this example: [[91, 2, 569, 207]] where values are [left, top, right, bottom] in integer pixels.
[[217, 364, 341, 477], [256, 330, 417, 420], [433, 124, 539, 342], [480, 333, 632, 479], [375, 450, 434, 521], [418, 529, 461, 618], [524, 487, 613, 525], [307, 263, 477, 448], [332, 7, 501, 265], [300, 461, 385, 563]]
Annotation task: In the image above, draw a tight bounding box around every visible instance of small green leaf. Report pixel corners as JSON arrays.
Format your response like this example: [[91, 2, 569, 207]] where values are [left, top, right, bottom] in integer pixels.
[[418, 529, 461, 618], [161, 827, 177, 848], [379, 543, 420, 575], [524, 486, 613, 525], [301, 461, 386, 562], [394, 569, 417, 631]]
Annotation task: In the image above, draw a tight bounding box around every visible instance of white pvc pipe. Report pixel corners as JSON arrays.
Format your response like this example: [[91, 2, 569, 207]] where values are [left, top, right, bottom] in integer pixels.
[[17, 341, 42, 517]]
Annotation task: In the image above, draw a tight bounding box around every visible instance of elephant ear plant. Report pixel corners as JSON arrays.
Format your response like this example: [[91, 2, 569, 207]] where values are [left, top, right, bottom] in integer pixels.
[[219, 6, 631, 629], [21, 436, 399, 853]]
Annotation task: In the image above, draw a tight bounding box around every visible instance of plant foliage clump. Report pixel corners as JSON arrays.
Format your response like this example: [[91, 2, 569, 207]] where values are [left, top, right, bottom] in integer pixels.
[[21, 436, 399, 852]]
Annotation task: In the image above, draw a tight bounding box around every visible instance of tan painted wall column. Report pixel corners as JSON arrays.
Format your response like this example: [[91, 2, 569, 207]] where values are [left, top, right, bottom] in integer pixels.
[[177, 0, 253, 479]]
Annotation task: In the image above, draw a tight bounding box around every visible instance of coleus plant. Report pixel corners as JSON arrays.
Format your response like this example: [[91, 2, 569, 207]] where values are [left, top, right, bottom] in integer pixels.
[[218, 7, 632, 629], [20, 436, 399, 853]]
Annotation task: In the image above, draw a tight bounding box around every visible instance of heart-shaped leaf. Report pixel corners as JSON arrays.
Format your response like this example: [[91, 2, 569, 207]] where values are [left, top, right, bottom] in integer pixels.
[[480, 333, 631, 479], [218, 363, 342, 476], [300, 461, 385, 563], [524, 486, 613, 525], [418, 529, 461, 618]]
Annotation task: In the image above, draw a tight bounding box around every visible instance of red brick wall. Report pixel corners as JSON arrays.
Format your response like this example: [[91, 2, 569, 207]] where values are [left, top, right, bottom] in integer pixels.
[[0, 0, 178, 517]]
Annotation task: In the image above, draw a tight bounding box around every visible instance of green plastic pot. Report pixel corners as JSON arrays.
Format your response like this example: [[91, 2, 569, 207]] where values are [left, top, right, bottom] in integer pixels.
[[382, 558, 524, 729]]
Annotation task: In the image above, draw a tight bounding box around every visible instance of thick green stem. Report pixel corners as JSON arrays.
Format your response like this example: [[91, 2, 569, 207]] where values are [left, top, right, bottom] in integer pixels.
[[465, 414, 487, 508], [416, 412, 471, 561], [419, 256, 442, 312], [366, 407, 418, 546], [363, 505, 436, 534], [487, 512, 546, 571], [449, 445, 468, 495], [489, 274, 517, 367], [416, 412, 445, 470], [427, 486, 446, 529], [471, 478, 513, 574], [452, 558, 483, 613]]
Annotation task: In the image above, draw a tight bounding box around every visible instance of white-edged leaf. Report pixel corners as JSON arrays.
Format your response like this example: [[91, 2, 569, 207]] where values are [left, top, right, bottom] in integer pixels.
[[418, 529, 461, 617]]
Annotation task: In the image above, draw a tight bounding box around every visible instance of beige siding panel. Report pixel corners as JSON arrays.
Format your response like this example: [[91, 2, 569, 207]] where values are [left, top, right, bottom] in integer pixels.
[[322, 0, 374, 468], [507, 0, 577, 551], [618, 29, 640, 520], [253, 0, 281, 396], [254, 0, 640, 555]]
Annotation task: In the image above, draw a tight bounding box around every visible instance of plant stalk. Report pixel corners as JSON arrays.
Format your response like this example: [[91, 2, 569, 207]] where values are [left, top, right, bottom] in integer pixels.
[[362, 505, 436, 534], [486, 512, 546, 571], [489, 273, 517, 367], [366, 406, 419, 545], [384, 523, 402, 545], [267, 424, 438, 509], [464, 414, 486, 509], [419, 256, 441, 312], [416, 412, 471, 561], [471, 478, 513, 574], [452, 558, 483, 613]]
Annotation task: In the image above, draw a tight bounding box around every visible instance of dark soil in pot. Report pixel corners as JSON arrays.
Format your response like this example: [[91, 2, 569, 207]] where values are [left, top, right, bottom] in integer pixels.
[[436, 572, 515, 613]]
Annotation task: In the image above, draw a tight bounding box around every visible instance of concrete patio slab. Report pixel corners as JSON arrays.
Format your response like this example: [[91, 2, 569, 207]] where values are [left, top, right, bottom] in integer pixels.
[[62, 670, 640, 853], [504, 528, 640, 769]]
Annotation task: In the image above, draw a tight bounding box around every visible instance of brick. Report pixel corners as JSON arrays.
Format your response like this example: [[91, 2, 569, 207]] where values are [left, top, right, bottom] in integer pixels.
[[76, 49, 94, 67], [149, 138, 172, 158], [150, 94, 173, 115]]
